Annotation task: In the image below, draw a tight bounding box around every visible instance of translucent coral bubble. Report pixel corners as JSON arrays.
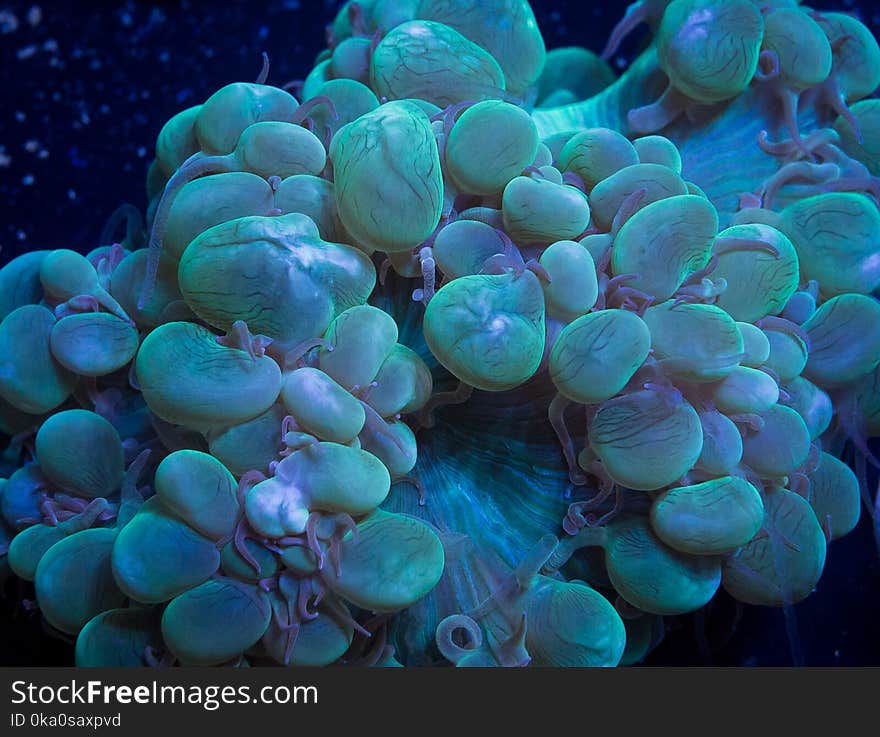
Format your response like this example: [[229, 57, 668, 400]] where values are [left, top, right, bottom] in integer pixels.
[[359, 417, 419, 477], [365, 343, 433, 417], [261, 589, 353, 666], [644, 301, 744, 382], [658, 0, 763, 104], [590, 387, 703, 491], [194, 83, 300, 156], [155, 105, 201, 177], [695, 409, 743, 475], [0, 250, 47, 322], [780, 376, 832, 441], [779, 193, 880, 297], [633, 135, 682, 173], [416, 0, 545, 96], [432, 220, 512, 281], [179, 213, 375, 353], [711, 223, 800, 323], [611, 194, 717, 302], [281, 367, 366, 443], [110, 249, 184, 329], [722, 486, 826, 607], [155, 450, 239, 542], [712, 366, 779, 416], [309, 78, 379, 143], [650, 476, 764, 556], [40, 249, 130, 322], [737, 321, 771, 367], [162, 577, 272, 666], [75, 606, 163, 667], [423, 270, 546, 391], [49, 313, 139, 377], [35, 527, 127, 634], [523, 578, 626, 667], [220, 539, 278, 583], [330, 0, 379, 45], [322, 509, 444, 612], [807, 452, 860, 541], [605, 516, 721, 615], [557, 128, 639, 192], [0, 306, 77, 414], [318, 305, 399, 391], [501, 176, 590, 244], [164, 172, 273, 261], [834, 99, 880, 177], [549, 309, 651, 405], [802, 293, 880, 388], [762, 8, 832, 92], [589, 163, 688, 231], [331, 101, 443, 253], [302, 59, 332, 102], [446, 101, 539, 197], [539, 240, 598, 322], [245, 442, 390, 538], [1, 465, 48, 531], [370, 20, 506, 107], [236, 121, 327, 179], [330, 36, 372, 84], [113, 496, 221, 604], [763, 325, 808, 383], [36, 409, 124, 499], [8, 499, 108, 582], [274, 175, 347, 244], [821, 12, 880, 104], [740, 404, 811, 478], [536, 46, 616, 108], [136, 321, 282, 431], [372, 0, 419, 33]]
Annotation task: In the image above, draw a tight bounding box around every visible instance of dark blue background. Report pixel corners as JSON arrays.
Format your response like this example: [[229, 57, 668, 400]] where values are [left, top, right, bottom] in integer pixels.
[[1, 0, 879, 666]]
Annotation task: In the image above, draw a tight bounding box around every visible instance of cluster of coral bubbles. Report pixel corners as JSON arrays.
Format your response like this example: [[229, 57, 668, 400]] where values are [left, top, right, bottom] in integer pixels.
[[1, 0, 880, 667]]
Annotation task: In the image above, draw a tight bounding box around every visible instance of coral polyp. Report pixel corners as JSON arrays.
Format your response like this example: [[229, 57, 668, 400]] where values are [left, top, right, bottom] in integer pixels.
[[1, 0, 879, 668]]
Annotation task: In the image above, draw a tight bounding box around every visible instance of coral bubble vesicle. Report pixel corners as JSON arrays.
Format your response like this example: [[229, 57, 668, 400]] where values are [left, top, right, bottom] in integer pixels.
[[3, 0, 880, 669]]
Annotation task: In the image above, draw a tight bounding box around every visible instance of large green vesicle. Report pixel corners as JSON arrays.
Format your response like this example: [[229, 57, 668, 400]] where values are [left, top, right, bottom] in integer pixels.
[[154, 450, 239, 541], [423, 271, 546, 391], [722, 487, 827, 607], [611, 195, 718, 301], [162, 578, 272, 666], [779, 193, 880, 296], [0, 305, 77, 414], [550, 309, 651, 404], [650, 477, 764, 556], [605, 517, 721, 615], [658, 0, 764, 103], [331, 101, 443, 253], [136, 321, 282, 430], [76, 607, 164, 667], [324, 510, 444, 612], [590, 388, 703, 490], [112, 497, 221, 604], [35, 528, 127, 635], [178, 213, 376, 352]]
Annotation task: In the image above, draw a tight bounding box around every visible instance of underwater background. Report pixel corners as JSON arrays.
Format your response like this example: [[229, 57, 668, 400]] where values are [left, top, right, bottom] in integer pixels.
[[1, 0, 879, 666]]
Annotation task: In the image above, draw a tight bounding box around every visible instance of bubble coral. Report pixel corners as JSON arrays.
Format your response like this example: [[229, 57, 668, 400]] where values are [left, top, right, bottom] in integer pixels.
[[2, 0, 880, 668]]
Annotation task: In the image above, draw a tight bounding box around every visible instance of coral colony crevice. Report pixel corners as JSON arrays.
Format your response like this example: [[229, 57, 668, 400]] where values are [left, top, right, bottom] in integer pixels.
[[0, 0, 879, 667]]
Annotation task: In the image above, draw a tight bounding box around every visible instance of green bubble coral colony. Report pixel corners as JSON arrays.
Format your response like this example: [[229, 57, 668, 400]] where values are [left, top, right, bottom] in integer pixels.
[[1, 0, 879, 668]]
